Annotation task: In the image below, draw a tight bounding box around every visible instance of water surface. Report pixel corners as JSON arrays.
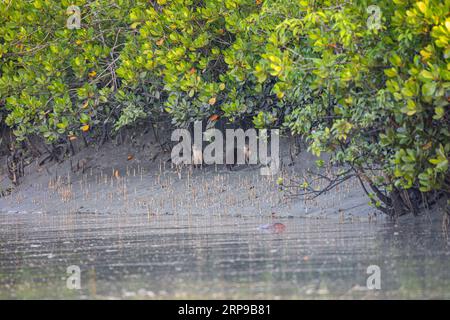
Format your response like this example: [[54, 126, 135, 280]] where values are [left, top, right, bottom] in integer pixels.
[[0, 212, 449, 299]]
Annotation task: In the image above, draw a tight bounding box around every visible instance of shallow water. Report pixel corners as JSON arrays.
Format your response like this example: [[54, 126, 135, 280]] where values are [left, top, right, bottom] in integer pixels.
[[0, 212, 449, 299]]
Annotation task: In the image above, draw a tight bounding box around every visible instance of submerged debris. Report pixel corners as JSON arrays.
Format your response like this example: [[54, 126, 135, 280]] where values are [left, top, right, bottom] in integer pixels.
[[257, 222, 286, 233]]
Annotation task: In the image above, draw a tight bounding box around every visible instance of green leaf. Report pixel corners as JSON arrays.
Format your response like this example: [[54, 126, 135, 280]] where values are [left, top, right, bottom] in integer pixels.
[[433, 106, 444, 119], [422, 82, 436, 97], [389, 54, 402, 67], [384, 68, 397, 77]]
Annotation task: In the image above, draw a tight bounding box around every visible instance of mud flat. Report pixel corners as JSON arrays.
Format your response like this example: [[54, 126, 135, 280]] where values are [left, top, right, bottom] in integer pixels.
[[0, 140, 449, 299], [0, 138, 372, 220]]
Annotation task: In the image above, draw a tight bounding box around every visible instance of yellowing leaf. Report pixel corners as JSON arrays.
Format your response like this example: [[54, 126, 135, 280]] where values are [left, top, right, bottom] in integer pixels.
[[88, 70, 97, 78], [130, 22, 140, 29], [208, 97, 217, 105], [33, 0, 42, 9], [269, 64, 282, 76], [81, 124, 90, 132], [384, 68, 397, 77], [404, 99, 417, 115], [416, 2, 427, 14], [299, 0, 308, 7], [420, 49, 432, 61], [276, 91, 284, 99]]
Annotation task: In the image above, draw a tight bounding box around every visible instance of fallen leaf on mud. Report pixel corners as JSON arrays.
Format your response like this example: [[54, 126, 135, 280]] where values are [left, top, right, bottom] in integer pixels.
[[257, 222, 286, 233], [114, 170, 120, 179], [68, 135, 77, 141], [127, 155, 134, 161]]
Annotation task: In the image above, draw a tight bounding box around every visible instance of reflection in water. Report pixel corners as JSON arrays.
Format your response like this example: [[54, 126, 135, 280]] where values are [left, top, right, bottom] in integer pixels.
[[0, 212, 449, 299]]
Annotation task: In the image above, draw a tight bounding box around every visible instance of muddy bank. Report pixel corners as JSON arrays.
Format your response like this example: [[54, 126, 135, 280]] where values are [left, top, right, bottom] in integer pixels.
[[0, 135, 374, 220]]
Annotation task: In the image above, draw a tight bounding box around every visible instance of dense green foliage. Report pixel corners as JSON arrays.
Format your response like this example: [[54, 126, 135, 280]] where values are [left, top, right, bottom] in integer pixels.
[[1, 0, 449, 214]]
